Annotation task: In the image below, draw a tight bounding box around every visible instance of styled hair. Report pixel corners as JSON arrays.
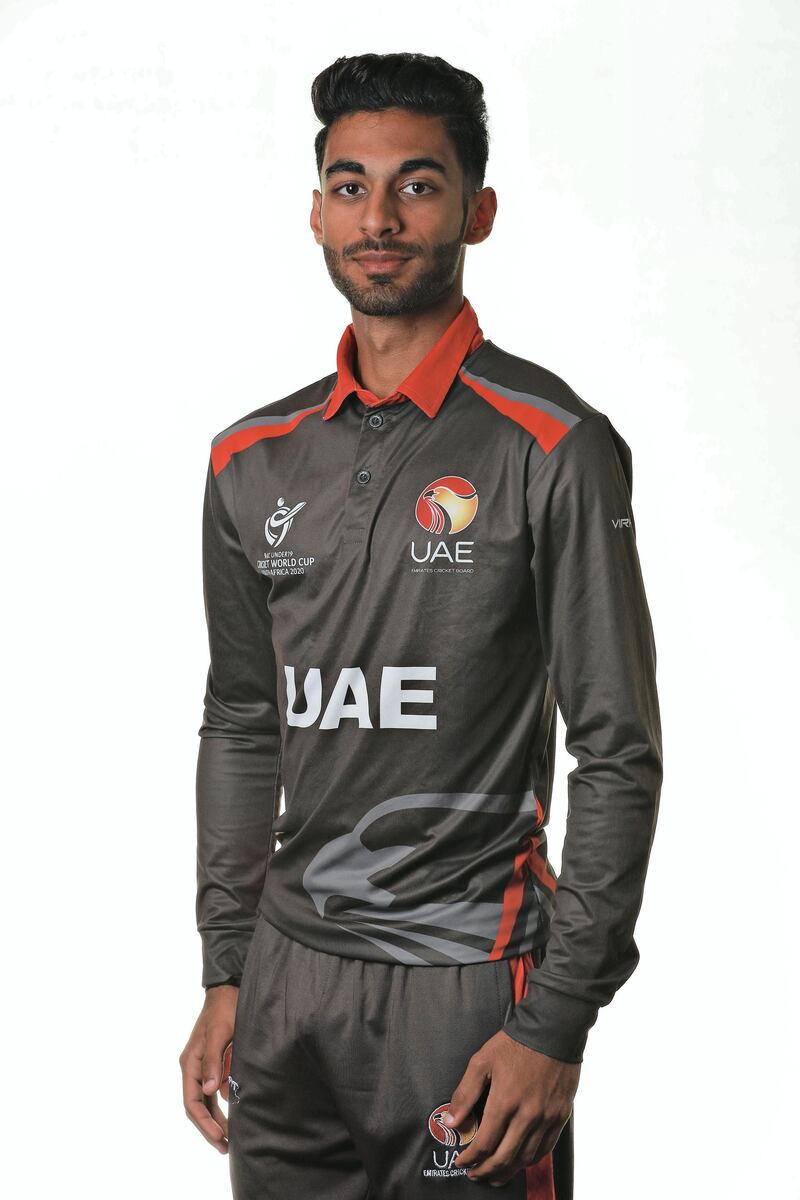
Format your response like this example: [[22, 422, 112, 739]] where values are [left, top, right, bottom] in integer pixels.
[[311, 52, 490, 196]]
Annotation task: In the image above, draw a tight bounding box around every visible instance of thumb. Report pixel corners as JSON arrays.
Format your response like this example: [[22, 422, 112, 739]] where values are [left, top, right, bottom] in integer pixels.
[[201, 1028, 229, 1093], [219, 1040, 234, 1102], [444, 1053, 490, 1127]]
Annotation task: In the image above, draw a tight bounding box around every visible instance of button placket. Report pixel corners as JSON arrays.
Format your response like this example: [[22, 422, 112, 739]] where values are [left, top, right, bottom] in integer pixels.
[[341, 406, 391, 548]]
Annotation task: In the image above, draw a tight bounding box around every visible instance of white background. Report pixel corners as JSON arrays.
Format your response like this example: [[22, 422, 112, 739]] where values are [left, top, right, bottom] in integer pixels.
[[1, 1, 797, 1196]]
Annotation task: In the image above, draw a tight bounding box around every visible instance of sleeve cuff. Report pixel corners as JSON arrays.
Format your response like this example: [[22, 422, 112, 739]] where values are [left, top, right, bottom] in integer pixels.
[[200, 925, 256, 989], [501, 979, 600, 1064]]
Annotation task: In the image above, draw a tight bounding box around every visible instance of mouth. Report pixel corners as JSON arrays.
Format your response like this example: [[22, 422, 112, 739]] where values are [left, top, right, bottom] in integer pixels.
[[353, 254, 412, 272]]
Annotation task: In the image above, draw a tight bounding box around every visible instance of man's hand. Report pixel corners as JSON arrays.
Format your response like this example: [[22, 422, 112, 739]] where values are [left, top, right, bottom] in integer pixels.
[[178, 984, 239, 1155], [445, 1029, 580, 1187]]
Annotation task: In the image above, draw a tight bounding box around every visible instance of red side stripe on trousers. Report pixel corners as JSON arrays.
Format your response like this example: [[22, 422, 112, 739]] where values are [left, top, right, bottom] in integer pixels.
[[508, 953, 557, 1200]]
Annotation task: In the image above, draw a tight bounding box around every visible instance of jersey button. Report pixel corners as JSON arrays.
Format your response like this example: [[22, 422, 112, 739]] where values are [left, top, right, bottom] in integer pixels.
[[356, 468, 372, 485], [367, 412, 384, 428]]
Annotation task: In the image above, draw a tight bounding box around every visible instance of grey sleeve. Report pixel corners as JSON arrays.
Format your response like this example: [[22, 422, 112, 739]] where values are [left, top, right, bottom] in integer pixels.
[[502, 413, 663, 1063], [195, 454, 283, 989]]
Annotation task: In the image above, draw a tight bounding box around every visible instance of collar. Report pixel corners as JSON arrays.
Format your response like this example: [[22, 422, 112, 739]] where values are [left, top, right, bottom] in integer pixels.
[[322, 295, 484, 421]]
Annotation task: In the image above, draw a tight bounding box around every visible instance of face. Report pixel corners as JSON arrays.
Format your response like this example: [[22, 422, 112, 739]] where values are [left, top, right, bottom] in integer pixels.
[[310, 107, 495, 317]]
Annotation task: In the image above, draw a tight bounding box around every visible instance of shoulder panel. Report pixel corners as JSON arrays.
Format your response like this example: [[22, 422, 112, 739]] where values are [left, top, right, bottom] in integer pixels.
[[458, 340, 600, 454], [210, 372, 337, 476]]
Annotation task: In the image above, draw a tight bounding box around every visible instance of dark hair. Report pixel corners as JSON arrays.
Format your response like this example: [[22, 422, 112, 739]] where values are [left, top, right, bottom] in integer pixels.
[[311, 53, 490, 196]]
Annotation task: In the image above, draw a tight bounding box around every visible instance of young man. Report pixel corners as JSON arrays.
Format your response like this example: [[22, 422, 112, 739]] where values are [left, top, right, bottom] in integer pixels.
[[179, 52, 663, 1200]]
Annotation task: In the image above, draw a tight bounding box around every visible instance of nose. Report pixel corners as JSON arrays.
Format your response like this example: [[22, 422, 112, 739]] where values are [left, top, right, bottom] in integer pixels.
[[359, 183, 401, 241]]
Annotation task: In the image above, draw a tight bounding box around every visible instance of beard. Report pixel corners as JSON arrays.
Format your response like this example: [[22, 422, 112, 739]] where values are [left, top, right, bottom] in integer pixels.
[[321, 198, 472, 317]]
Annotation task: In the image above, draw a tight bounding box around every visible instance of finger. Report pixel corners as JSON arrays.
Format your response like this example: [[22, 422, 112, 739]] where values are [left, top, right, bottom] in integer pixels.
[[206, 1089, 229, 1148], [483, 1124, 556, 1188], [453, 1085, 513, 1170], [528, 1113, 570, 1164], [220, 1040, 233, 1102], [181, 1042, 229, 1151], [479, 1117, 564, 1188], [443, 1051, 491, 1132], [184, 1088, 229, 1152], [461, 1112, 541, 1185]]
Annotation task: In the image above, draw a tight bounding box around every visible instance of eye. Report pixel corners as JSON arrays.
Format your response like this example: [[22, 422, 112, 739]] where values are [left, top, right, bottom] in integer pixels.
[[332, 181, 367, 197], [400, 180, 436, 196]]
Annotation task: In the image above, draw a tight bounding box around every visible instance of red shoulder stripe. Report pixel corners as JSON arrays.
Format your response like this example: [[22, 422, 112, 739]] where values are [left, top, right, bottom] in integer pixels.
[[211, 402, 327, 475], [458, 369, 573, 453]]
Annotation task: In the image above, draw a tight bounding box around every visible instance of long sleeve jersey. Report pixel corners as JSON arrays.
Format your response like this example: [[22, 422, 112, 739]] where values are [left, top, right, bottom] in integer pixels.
[[195, 296, 663, 1064]]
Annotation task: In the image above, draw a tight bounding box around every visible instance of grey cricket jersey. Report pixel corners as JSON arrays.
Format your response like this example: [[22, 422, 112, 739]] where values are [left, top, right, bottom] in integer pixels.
[[195, 296, 663, 1063]]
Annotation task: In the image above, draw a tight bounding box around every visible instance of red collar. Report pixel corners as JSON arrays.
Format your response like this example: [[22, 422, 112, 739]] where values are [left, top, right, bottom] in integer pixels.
[[323, 296, 484, 421]]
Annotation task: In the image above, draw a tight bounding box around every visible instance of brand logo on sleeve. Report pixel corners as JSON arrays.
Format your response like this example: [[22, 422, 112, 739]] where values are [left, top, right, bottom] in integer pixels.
[[411, 475, 477, 573]]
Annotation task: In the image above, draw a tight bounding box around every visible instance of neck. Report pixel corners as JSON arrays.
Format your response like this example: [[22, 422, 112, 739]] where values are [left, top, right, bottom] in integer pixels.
[[350, 289, 465, 399]]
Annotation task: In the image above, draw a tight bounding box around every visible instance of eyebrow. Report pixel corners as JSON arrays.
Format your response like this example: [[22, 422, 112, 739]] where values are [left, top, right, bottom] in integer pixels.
[[324, 156, 449, 180]]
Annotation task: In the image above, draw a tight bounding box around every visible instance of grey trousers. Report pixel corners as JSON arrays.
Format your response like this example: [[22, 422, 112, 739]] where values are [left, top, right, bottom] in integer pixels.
[[227, 911, 574, 1199]]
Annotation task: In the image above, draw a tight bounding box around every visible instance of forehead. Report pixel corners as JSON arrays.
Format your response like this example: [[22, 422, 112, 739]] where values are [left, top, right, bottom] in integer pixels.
[[323, 108, 456, 171]]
